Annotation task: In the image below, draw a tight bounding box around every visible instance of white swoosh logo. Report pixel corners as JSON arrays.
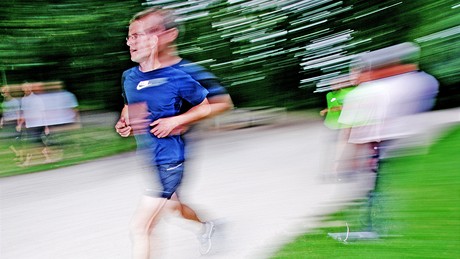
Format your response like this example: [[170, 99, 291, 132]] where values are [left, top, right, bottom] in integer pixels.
[[136, 78, 168, 90]]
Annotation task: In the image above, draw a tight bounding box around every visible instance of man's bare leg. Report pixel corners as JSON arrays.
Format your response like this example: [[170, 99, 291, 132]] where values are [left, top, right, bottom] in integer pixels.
[[170, 193, 201, 222], [161, 193, 204, 233], [130, 195, 168, 259], [166, 193, 216, 255], [42, 147, 52, 163]]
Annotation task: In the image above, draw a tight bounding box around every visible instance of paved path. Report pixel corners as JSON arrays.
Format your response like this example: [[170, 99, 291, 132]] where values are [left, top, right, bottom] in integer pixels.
[[1, 108, 458, 259]]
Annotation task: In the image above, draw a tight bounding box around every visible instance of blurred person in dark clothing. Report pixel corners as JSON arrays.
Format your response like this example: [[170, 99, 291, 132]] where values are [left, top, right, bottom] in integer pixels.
[[115, 7, 229, 258], [119, 9, 233, 134]]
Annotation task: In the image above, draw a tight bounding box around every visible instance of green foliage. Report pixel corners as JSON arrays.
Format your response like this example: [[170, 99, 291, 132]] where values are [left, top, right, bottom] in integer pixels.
[[0, 0, 141, 109], [0, 0, 459, 110]]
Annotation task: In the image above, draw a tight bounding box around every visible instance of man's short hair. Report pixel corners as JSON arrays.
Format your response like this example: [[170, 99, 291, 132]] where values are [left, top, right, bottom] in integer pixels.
[[130, 7, 178, 30]]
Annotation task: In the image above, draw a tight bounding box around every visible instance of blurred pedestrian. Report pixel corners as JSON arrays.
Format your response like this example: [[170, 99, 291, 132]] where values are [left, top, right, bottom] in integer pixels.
[[18, 82, 52, 166], [119, 10, 233, 192], [115, 7, 218, 258], [39, 81, 80, 153], [340, 43, 439, 173], [119, 8, 233, 134], [338, 42, 439, 233], [319, 76, 356, 181], [41, 81, 79, 130], [0, 85, 23, 162]]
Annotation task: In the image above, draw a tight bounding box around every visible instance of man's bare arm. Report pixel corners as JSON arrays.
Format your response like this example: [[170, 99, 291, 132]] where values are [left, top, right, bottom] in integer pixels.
[[150, 98, 211, 138], [208, 94, 233, 117]]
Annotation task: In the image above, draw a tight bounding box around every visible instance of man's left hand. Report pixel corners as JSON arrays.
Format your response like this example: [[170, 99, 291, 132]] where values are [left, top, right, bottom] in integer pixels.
[[150, 117, 180, 138]]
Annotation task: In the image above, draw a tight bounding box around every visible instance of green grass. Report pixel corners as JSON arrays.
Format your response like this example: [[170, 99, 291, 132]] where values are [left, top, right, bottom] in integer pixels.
[[273, 125, 460, 259], [0, 125, 137, 178]]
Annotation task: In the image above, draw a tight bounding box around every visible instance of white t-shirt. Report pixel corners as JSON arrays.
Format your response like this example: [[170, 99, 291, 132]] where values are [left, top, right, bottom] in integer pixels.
[[1, 98, 21, 122], [41, 90, 79, 126], [339, 71, 438, 143], [21, 93, 47, 128]]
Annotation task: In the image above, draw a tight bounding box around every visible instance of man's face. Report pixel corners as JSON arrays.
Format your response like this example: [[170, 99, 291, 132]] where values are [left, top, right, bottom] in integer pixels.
[[1, 88, 8, 97], [22, 84, 33, 95], [127, 19, 157, 63], [126, 14, 170, 63]]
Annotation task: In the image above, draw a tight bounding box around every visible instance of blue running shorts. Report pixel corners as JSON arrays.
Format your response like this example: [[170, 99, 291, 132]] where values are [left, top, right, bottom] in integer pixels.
[[156, 163, 184, 199]]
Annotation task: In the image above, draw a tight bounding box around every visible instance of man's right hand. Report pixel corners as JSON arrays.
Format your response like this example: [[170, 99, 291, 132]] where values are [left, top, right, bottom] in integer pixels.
[[115, 117, 132, 137]]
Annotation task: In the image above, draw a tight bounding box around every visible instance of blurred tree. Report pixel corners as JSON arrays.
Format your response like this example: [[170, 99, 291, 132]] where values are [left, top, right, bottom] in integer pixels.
[[0, 0, 142, 110], [1, 0, 458, 110]]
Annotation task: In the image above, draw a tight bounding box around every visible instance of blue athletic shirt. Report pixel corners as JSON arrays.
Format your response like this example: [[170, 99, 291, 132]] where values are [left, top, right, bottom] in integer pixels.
[[172, 59, 227, 98], [173, 60, 228, 114], [122, 59, 227, 106], [122, 66, 208, 165]]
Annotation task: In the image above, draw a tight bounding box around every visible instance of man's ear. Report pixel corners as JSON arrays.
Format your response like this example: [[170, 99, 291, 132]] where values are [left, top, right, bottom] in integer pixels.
[[164, 28, 179, 43], [150, 35, 159, 46]]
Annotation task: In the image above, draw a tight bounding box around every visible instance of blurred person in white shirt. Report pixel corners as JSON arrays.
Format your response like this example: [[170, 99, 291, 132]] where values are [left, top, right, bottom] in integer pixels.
[[18, 82, 52, 165]]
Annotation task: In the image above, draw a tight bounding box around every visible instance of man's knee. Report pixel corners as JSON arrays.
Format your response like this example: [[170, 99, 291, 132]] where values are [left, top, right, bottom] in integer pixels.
[[130, 219, 150, 237]]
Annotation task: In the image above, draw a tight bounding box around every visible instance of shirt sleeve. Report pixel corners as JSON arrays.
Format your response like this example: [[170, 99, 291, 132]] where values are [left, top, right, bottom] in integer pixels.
[[177, 74, 209, 106], [197, 78, 228, 98]]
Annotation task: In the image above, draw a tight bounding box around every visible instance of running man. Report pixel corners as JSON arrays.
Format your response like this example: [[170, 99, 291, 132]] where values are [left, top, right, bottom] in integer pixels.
[[115, 8, 219, 258], [119, 8, 233, 133]]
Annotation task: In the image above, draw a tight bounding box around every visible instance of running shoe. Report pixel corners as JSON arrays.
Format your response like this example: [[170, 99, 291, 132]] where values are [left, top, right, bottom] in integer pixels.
[[198, 221, 215, 255]]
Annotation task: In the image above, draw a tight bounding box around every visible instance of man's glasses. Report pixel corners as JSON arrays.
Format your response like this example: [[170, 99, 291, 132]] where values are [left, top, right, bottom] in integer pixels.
[[126, 33, 147, 42], [126, 26, 166, 42]]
